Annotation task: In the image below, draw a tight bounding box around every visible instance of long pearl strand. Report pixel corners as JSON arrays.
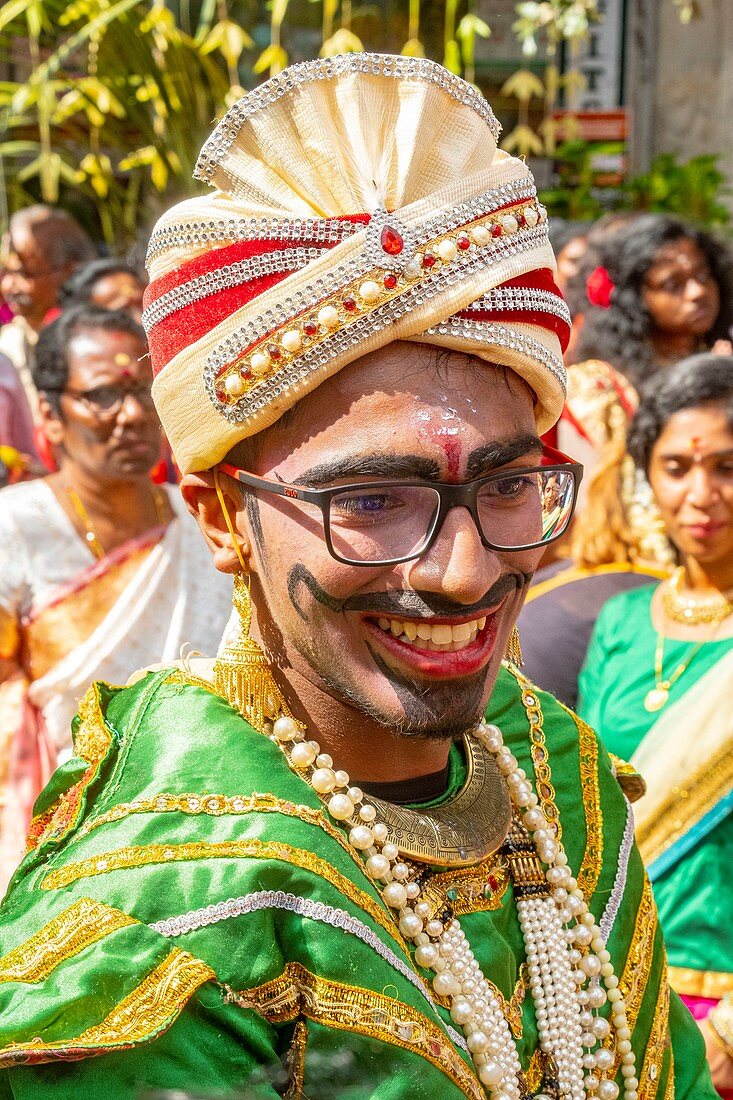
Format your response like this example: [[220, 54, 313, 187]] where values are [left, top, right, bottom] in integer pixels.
[[268, 712, 638, 1100]]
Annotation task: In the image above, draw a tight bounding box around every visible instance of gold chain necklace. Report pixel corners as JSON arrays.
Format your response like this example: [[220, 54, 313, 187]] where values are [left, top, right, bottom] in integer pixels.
[[66, 484, 168, 560], [645, 584, 730, 712], [662, 565, 733, 625], [644, 631, 709, 712]]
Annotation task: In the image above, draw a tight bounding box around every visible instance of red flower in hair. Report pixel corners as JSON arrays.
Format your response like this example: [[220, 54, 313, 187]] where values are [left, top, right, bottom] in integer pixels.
[[586, 265, 615, 309], [585, 268, 611, 312]]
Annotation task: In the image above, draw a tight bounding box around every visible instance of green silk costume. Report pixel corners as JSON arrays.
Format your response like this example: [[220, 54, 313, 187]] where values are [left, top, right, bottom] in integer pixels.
[[0, 664, 715, 1098]]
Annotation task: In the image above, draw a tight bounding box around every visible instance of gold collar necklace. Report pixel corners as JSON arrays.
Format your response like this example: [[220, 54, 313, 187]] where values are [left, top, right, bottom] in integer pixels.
[[662, 565, 733, 626], [361, 733, 511, 867]]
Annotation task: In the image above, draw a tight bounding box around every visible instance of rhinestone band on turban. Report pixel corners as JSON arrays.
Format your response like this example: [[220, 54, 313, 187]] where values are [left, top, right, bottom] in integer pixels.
[[145, 54, 570, 474]]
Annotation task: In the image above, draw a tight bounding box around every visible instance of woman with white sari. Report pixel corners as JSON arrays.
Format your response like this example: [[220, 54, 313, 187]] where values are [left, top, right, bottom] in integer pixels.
[[0, 306, 232, 887], [578, 353, 733, 1096]]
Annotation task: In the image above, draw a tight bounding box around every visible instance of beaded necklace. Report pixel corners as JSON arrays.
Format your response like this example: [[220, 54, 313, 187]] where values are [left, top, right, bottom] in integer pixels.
[[260, 704, 638, 1100]]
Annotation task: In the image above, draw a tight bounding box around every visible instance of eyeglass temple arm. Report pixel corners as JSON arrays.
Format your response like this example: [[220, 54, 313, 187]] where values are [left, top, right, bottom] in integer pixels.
[[218, 463, 313, 502]]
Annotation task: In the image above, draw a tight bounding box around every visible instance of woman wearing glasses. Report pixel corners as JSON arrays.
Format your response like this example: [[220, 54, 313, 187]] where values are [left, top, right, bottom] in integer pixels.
[[578, 354, 733, 1095], [0, 305, 232, 887]]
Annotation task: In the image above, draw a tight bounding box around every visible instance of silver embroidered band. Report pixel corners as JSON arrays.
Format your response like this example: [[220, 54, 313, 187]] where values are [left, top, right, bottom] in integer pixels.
[[142, 247, 329, 333], [147, 215, 364, 266], [465, 287, 571, 330], [150, 889, 468, 1052], [424, 320, 565, 391], [599, 797, 635, 943]]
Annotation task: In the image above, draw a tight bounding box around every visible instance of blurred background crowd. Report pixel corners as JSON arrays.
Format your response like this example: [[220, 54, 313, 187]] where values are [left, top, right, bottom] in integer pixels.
[[2, 0, 733, 1090]]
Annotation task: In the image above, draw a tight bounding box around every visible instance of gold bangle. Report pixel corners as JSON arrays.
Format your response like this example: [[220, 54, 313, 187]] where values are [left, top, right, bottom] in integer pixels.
[[709, 998, 733, 1059]]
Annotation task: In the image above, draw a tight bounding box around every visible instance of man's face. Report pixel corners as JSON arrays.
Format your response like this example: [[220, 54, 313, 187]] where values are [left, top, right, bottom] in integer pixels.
[[49, 326, 161, 479], [238, 342, 543, 739], [0, 225, 68, 328]]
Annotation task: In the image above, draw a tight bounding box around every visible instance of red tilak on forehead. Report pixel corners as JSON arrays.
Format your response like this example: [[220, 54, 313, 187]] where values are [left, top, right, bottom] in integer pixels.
[[442, 439, 462, 481]]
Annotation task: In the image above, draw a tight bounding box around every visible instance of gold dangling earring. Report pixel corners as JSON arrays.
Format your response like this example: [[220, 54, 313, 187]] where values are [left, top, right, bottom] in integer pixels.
[[504, 625, 523, 668], [211, 470, 291, 729]]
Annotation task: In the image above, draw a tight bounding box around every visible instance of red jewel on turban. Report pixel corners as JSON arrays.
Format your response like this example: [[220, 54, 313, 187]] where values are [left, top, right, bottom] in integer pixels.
[[585, 265, 614, 309]]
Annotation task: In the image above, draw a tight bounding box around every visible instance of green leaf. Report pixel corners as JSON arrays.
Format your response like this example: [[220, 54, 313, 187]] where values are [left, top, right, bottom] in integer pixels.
[[443, 39, 461, 75], [320, 27, 364, 56], [456, 13, 490, 41], [253, 42, 288, 75], [501, 123, 544, 157], [0, 140, 40, 156], [401, 37, 425, 57], [0, 0, 40, 33], [200, 20, 254, 66], [501, 69, 545, 102]]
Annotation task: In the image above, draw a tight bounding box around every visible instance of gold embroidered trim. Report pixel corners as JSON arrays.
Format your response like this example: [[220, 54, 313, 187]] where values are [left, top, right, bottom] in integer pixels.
[[524, 562, 668, 604], [569, 710, 603, 903], [228, 962, 484, 1100], [493, 964, 528, 1040], [668, 965, 733, 1000], [0, 898, 137, 984], [284, 1018, 308, 1099], [608, 877, 658, 1072], [26, 684, 113, 852], [636, 736, 733, 867], [41, 839, 406, 952], [76, 788, 361, 870], [636, 957, 670, 1100], [663, 1047, 674, 1100], [511, 670, 561, 841], [0, 948, 214, 1066], [525, 1048, 543, 1093]]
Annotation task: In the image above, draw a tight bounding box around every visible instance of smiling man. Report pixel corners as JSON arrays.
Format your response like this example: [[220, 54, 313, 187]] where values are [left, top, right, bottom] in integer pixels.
[[0, 56, 715, 1100]]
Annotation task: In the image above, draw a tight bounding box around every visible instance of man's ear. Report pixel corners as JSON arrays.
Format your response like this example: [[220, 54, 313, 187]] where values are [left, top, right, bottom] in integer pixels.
[[180, 470, 253, 575], [38, 392, 65, 447]]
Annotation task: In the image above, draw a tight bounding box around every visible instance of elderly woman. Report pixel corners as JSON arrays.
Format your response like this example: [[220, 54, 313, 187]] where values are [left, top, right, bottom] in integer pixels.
[[0, 305, 232, 885], [578, 353, 733, 1096]]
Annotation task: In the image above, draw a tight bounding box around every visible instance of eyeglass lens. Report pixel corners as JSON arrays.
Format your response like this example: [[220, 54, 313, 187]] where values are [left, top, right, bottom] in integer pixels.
[[74, 385, 155, 414], [326, 469, 575, 563]]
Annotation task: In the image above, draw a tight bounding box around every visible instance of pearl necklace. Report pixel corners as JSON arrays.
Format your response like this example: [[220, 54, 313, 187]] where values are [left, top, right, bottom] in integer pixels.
[[267, 712, 637, 1100]]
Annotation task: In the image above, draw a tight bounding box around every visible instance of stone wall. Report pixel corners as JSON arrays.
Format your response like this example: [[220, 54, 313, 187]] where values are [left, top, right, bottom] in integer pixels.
[[627, 0, 733, 196]]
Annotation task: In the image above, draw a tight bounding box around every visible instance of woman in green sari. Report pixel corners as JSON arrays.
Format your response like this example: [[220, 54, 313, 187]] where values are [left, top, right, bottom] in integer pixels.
[[579, 352, 733, 1096]]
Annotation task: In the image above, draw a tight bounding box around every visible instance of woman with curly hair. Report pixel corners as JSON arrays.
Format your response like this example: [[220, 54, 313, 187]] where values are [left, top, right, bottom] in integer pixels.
[[559, 214, 733, 476]]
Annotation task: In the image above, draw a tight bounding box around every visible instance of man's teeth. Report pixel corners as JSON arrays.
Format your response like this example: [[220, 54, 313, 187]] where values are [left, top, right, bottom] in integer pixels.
[[376, 616, 487, 651]]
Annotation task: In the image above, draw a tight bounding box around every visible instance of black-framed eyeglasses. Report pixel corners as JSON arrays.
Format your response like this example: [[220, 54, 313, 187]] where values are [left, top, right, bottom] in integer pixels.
[[219, 446, 583, 567], [63, 383, 155, 419]]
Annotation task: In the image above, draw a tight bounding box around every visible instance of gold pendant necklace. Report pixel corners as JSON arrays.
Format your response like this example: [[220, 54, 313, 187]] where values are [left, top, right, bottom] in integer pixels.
[[362, 733, 512, 867], [66, 483, 168, 559], [645, 625, 718, 712]]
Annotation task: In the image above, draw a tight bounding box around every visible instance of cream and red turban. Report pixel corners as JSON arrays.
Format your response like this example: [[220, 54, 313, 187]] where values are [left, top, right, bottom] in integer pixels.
[[144, 54, 569, 474]]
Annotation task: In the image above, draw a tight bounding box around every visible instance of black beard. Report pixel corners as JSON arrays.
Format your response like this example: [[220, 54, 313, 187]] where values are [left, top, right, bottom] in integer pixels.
[[366, 645, 489, 739], [287, 565, 531, 737]]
